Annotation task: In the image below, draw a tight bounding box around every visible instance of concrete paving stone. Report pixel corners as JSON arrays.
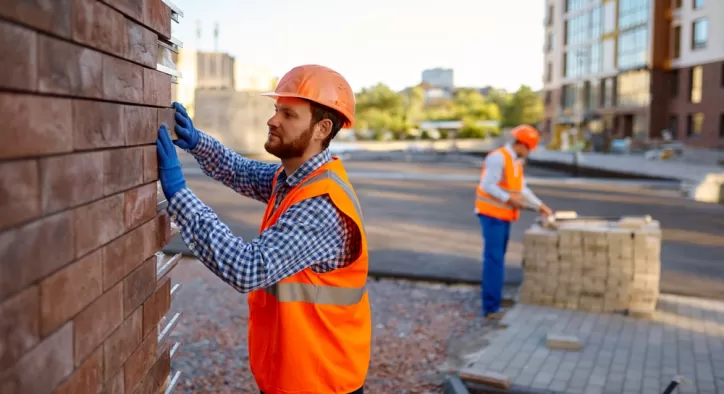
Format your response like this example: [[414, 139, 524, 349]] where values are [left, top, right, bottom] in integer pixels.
[[587, 374, 606, 386], [547, 379, 568, 392], [515, 373, 537, 387], [532, 372, 555, 386], [583, 385, 605, 394]]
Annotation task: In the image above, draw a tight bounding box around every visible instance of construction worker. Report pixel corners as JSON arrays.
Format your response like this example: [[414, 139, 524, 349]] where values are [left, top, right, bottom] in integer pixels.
[[155, 64, 370, 394], [475, 125, 553, 319]]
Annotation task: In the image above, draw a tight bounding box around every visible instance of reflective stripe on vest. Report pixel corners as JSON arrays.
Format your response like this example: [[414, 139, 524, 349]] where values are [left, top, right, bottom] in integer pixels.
[[263, 282, 366, 306], [273, 168, 366, 237]]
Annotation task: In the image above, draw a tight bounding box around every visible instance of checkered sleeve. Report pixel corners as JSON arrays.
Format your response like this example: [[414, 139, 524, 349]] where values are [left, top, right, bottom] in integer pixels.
[[166, 187, 360, 293], [187, 132, 281, 204]]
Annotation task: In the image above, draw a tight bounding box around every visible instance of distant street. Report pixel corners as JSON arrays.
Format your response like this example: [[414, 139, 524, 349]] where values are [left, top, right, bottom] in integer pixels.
[[165, 151, 724, 300]]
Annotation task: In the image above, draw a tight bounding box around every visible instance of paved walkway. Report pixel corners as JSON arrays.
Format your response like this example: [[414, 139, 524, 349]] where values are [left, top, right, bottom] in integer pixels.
[[462, 294, 724, 394]]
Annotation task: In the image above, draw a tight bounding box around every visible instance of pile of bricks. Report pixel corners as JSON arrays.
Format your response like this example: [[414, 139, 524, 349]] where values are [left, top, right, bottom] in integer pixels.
[[519, 217, 662, 316], [0, 0, 185, 393]]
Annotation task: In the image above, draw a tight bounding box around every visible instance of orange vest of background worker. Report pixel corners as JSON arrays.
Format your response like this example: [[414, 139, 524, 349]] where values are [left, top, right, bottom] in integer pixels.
[[475, 147, 524, 221], [474, 125, 552, 320]]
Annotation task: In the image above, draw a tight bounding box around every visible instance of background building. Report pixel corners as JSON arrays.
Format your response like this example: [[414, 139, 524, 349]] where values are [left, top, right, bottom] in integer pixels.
[[422, 67, 454, 90], [172, 48, 277, 155], [542, 0, 724, 149]]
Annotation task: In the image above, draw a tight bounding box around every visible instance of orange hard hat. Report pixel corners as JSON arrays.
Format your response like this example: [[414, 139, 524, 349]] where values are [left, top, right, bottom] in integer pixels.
[[261, 64, 355, 128], [511, 124, 540, 150]]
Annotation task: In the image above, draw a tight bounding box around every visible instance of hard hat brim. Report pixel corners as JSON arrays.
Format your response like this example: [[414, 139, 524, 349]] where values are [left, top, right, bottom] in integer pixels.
[[260, 92, 354, 128]]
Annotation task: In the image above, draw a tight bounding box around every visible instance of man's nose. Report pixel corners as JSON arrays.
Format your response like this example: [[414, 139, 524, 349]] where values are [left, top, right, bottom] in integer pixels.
[[267, 112, 282, 128]]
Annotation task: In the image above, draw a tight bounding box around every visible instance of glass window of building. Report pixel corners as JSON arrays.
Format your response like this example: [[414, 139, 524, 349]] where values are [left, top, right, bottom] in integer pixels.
[[602, 78, 614, 107], [670, 70, 679, 97], [566, 12, 590, 45], [690, 66, 703, 103], [590, 6, 603, 38], [694, 0, 704, 9], [720, 113, 724, 138], [672, 25, 681, 58], [692, 18, 708, 49], [618, 0, 650, 31], [617, 25, 649, 70], [589, 42, 603, 74], [687, 113, 704, 136], [566, 0, 592, 13], [616, 70, 650, 107], [588, 80, 600, 110]]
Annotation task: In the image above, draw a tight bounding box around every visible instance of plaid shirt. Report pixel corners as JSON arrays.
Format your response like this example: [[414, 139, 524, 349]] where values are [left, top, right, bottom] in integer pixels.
[[167, 132, 361, 293]]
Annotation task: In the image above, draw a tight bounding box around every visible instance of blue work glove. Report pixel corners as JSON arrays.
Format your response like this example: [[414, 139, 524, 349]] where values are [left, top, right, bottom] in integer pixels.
[[172, 102, 200, 150], [157, 125, 187, 200]]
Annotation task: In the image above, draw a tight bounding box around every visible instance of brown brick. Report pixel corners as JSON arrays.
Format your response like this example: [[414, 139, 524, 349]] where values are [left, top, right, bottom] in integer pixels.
[[73, 282, 123, 366], [126, 18, 157, 68], [73, 99, 125, 150], [102, 227, 144, 290], [104, 307, 142, 381], [0, 322, 73, 394], [0, 93, 73, 159], [124, 105, 157, 146], [39, 152, 104, 215], [103, 147, 144, 196], [156, 212, 172, 249], [53, 345, 103, 394], [101, 0, 144, 21], [103, 55, 143, 103], [100, 370, 124, 394], [123, 257, 157, 317], [0, 0, 72, 38], [157, 107, 177, 137], [142, 146, 159, 183], [0, 211, 74, 303], [143, 68, 171, 106], [0, 21, 37, 91], [142, 215, 164, 257], [131, 345, 170, 394], [74, 194, 125, 258], [39, 249, 103, 337], [73, 0, 127, 56], [37, 34, 103, 98], [142, 277, 170, 337], [124, 183, 157, 231], [0, 286, 40, 372], [144, 0, 171, 38], [0, 160, 40, 231], [123, 331, 158, 393]]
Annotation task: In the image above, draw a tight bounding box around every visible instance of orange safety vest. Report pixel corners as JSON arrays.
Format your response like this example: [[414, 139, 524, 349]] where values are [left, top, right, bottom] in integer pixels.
[[475, 147, 524, 222], [247, 158, 371, 394]]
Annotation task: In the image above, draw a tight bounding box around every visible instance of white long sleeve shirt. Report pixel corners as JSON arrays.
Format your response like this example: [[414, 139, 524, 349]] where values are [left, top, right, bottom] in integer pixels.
[[479, 144, 543, 209]]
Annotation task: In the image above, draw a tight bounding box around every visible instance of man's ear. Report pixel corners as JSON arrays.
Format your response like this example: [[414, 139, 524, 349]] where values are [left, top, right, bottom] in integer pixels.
[[314, 119, 334, 141]]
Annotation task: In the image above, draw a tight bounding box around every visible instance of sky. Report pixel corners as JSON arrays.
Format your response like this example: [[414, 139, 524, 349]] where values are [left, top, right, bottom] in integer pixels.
[[170, 0, 546, 93]]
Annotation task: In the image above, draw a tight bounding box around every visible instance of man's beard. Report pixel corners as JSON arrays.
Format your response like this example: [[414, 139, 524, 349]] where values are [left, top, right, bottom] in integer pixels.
[[264, 126, 314, 160]]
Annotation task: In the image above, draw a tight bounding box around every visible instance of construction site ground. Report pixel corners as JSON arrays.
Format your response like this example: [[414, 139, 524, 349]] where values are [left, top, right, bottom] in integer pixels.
[[166, 151, 724, 300], [167, 257, 500, 393]]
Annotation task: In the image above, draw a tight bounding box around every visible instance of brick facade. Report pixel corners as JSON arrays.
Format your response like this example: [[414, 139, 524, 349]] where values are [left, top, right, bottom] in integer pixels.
[[0, 0, 183, 393]]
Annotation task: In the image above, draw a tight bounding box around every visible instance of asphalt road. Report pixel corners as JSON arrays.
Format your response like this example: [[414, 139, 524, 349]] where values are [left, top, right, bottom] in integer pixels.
[[164, 152, 724, 300]]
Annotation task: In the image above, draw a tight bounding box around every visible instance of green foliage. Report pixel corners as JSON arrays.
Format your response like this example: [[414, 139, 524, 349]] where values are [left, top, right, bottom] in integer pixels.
[[353, 83, 542, 140]]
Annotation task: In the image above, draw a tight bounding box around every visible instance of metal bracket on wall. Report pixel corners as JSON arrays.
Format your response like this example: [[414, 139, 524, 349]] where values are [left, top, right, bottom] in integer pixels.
[[162, 0, 184, 22], [163, 371, 183, 394]]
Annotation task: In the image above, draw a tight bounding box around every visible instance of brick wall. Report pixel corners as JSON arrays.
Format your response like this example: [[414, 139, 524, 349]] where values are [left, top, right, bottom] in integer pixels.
[[0, 1, 184, 393]]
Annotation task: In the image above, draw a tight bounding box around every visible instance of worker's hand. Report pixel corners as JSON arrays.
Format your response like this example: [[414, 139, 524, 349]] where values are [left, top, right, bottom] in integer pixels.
[[538, 204, 553, 217], [172, 102, 200, 150], [157, 125, 187, 199], [506, 195, 527, 210]]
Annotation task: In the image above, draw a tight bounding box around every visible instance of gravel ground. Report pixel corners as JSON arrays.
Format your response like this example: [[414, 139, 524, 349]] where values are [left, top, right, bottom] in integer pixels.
[[168, 258, 504, 393]]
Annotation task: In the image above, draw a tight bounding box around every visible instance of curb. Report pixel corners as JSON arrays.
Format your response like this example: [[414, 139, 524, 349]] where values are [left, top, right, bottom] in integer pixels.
[[442, 375, 470, 394], [160, 246, 524, 286]]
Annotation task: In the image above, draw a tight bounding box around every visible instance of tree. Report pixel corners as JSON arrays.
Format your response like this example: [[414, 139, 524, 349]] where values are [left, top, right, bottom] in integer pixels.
[[501, 85, 543, 127]]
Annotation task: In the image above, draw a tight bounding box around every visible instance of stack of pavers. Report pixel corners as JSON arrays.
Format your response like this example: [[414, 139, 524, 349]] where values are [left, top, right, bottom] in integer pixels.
[[518, 216, 662, 317]]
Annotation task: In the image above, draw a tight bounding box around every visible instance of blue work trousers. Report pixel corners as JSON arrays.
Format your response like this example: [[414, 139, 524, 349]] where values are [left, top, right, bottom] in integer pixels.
[[478, 214, 511, 315]]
